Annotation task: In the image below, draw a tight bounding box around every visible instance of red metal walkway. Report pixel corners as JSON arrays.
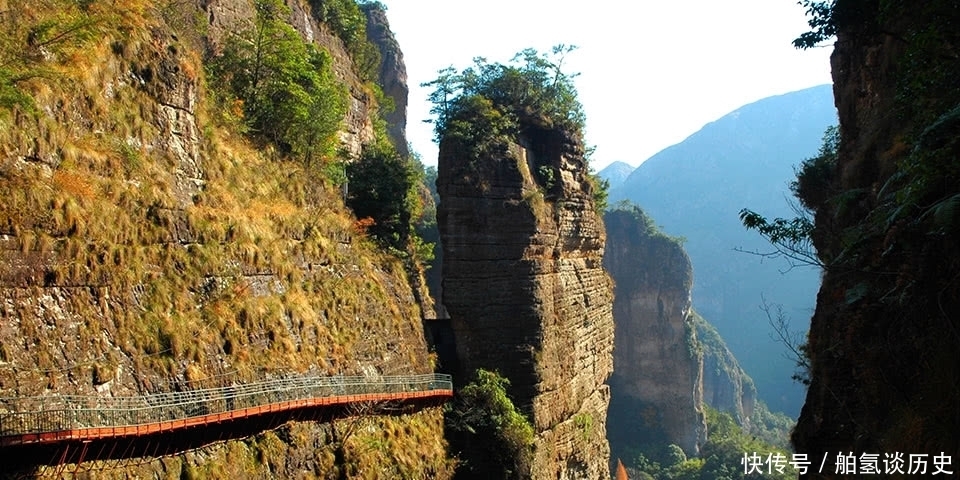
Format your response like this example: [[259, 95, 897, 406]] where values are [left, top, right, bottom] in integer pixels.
[[0, 373, 453, 468]]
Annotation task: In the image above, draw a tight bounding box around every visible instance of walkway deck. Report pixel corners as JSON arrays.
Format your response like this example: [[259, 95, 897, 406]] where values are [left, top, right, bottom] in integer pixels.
[[0, 373, 452, 452]]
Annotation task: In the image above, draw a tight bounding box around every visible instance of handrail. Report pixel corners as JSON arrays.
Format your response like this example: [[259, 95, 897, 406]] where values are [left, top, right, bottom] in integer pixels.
[[0, 373, 453, 438]]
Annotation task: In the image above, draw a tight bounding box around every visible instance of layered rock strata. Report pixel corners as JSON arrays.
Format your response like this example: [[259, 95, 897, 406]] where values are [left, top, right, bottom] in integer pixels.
[[438, 122, 614, 479]]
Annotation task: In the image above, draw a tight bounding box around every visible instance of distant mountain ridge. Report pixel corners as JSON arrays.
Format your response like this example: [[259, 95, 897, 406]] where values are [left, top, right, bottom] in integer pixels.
[[609, 84, 837, 415], [597, 161, 635, 190]]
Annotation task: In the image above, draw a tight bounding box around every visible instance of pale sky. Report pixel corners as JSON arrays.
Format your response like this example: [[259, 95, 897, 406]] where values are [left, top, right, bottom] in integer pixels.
[[378, 0, 833, 170]]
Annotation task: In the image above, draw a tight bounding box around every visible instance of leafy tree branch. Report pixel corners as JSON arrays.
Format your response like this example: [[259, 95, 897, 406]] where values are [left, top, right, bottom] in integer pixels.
[[738, 207, 823, 271]]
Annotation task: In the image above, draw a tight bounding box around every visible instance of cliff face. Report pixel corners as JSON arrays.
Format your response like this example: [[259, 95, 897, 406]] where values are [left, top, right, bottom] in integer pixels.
[[608, 85, 834, 417], [603, 208, 706, 457], [604, 207, 765, 461], [793, 2, 960, 464], [438, 121, 614, 479], [362, 3, 408, 159], [0, 0, 449, 477]]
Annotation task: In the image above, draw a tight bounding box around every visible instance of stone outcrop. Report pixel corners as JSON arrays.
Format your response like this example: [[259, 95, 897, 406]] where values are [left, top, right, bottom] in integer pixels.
[[363, 2, 409, 159], [438, 121, 614, 479], [792, 3, 960, 464], [694, 312, 756, 427], [603, 208, 706, 457]]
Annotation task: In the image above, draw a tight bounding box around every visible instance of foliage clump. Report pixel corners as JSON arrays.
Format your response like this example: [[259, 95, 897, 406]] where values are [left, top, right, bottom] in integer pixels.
[[423, 45, 586, 143], [346, 143, 423, 257], [311, 0, 382, 81], [792, 0, 878, 49], [792, 125, 839, 212], [424, 45, 610, 213], [209, 0, 348, 164], [630, 408, 794, 480], [609, 201, 687, 246], [445, 369, 535, 479]]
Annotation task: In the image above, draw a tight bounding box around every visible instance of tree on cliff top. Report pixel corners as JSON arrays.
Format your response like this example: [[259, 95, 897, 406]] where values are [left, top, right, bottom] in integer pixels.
[[422, 44, 586, 142], [422, 46, 611, 211]]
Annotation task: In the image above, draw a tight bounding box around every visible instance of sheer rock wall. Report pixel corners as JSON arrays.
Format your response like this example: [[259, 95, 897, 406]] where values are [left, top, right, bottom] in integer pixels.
[[438, 123, 614, 479], [603, 209, 707, 457], [793, 2, 960, 466], [0, 1, 449, 477], [362, 3, 408, 159]]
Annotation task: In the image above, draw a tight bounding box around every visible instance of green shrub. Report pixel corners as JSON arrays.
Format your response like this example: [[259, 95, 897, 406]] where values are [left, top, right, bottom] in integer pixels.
[[445, 369, 534, 479], [632, 408, 795, 480], [792, 125, 839, 212], [573, 412, 594, 441], [209, 0, 347, 164], [345, 145, 417, 253], [587, 172, 610, 213], [423, 45, 585, 143]]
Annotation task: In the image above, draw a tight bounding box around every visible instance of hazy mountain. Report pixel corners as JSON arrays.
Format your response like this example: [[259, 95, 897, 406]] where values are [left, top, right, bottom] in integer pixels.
[[609, 84, 837, 416], [597, 161, 635, 190]]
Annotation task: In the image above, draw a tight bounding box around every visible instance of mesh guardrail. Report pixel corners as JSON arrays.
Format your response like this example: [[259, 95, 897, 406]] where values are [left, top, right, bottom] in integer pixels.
[[0, 373, 452, 437]]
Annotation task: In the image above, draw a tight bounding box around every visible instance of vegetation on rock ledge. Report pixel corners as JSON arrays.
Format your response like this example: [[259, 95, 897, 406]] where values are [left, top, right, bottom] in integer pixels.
[[424, 45, 609, 212], [444, 369, 534, 479], [423, 45, 585, 141], [210, 0, 348, 164]]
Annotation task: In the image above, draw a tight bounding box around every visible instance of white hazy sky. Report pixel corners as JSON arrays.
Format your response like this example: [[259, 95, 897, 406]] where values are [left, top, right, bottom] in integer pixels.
[[377, 0, 833, 170]]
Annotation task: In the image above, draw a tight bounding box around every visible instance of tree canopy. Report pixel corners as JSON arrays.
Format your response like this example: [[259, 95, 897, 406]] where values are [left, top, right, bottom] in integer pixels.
[[422, 45, 586, 142], [209, 0, 347, 164], [792, 0, 879, 49], [345, 144, 420, 254]]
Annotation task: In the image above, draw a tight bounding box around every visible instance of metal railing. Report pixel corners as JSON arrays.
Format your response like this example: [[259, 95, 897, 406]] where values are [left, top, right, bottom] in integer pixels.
[[0, 373, 452, 437]]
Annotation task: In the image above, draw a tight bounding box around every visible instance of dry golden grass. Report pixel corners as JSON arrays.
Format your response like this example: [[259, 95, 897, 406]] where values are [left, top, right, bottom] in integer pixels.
[[342, 409, 456, 479], [37, 408, 451, 479], [0, 0, 429, 377], [0, 1, 448, 476]]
